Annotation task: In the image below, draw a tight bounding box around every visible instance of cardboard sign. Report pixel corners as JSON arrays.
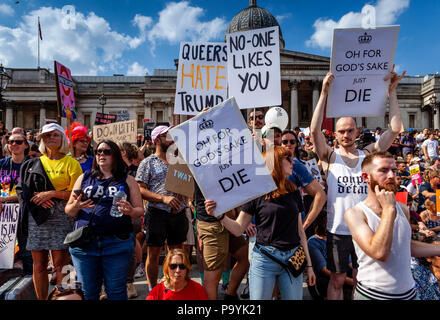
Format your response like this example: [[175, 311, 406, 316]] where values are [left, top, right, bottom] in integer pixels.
[[395, 191, 408, 205], [168, 97, 277, 216], [436, 190, 440, 217], [409, 164, 422, 186], [327, 26, 399, 117], [95, 113, 117, 125], [305, 159, 324, 187], [117, 110, 130, 122], [93, 120, 137, 145], [227, 26, 281, 109], [0, 204, 20, 269], [54, 61, 77, 119], [164, 162, 195, 199], [175, 42, 228, 115]]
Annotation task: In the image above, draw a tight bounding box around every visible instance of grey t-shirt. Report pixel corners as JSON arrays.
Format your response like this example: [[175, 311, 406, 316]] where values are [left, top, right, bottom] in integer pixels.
[[135, 154, 184, 213]]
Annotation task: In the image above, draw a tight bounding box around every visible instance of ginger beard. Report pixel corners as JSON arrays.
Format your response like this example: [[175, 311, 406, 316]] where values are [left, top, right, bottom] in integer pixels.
[[369, 176, 398, 193]]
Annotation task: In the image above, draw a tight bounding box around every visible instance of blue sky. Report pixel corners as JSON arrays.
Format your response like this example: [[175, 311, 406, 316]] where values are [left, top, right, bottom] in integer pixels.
[[0, 0, 438, 76]]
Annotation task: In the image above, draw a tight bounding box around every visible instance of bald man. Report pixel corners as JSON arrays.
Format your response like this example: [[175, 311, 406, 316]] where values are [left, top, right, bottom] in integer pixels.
[[310, 69, 405, 300]]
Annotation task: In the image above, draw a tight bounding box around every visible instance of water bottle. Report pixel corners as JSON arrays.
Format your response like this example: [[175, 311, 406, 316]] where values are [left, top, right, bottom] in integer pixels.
[[110, 186, 126, 218]]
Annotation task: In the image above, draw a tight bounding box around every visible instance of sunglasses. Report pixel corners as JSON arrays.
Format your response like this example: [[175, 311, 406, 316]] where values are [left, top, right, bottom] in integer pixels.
[[251, 115, 264, 120], [169, 263, 186, 270], [8, 140, 25, 145], [282, 140, 296, 145], [96, 149, 112, 156]]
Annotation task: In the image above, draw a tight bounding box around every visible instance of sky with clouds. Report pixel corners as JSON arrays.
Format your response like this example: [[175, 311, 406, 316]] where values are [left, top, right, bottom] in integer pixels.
[[0, 0, 438, 76]]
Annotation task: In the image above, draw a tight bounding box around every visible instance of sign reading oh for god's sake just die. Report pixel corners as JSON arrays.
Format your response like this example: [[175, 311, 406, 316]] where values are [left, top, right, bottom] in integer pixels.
[[169, 98, 277, 217], [327, 26, 399, 118]]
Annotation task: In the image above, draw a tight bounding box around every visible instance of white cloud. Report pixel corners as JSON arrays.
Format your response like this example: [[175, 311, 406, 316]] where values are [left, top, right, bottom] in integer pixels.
[[126, 62, 149, 76], [275, 14, 291, 23], [147, 1, 227, 54], [0, 4, 14, 16], [0, 7, 151, 75], [306, 0, 410, 49]]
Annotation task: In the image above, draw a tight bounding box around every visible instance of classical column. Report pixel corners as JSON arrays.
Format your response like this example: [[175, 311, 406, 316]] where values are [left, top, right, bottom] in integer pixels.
[[289, 80, 299, 129], [17, 107, 24, 128], [5, 103, 13, 131], [312, 80, 320, 111], [39, 102, 46, 129], [91, 109, 97, 126], [144, 100, 153, 120], [434, 107, 440, 130], [167, 101, 173, 125]]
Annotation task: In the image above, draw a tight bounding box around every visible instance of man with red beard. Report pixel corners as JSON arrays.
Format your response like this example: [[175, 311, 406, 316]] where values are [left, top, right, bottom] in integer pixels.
[[311, 67, 405, 300], [345, 151, 440, 300]]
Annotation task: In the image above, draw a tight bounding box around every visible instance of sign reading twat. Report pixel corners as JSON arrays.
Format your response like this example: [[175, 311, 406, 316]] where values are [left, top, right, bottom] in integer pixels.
[[93, 120, 137, 145]]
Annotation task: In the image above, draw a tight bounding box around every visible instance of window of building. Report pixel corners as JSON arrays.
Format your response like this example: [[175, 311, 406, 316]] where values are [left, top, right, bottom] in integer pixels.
[[362, 117, 367, 127], [137, 114, 143, 130], [34, 114, 40, 130], [409, 114, 415, 129], [84, 114, 91, 129], [385, 113, 389, 125], [156, 110, 163, 122]]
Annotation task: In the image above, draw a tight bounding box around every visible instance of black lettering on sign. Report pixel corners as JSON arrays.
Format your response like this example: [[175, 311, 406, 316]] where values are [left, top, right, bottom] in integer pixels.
[[218, 169, 251, 193], [238, 72, 270, 93]]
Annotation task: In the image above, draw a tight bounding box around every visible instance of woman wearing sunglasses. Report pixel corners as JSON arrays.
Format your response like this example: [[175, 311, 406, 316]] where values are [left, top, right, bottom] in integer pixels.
[[16, 123, 83, 300], [147, 248, 208, 300], [65, 140, 144, 300]]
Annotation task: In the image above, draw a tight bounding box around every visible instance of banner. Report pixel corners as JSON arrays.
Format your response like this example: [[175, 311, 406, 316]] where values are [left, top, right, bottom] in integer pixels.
[[327, 26, 399, 117], [95, 113, 117, 125], [169, 97, 277, 216], [93, 119, 137, 145], [54, 61, 77, 119], [164, 162, 195, 199], [175, 42, 228, 115], [0, 204, 20, 269], [409, 164, 422, 186], [227, 26, 281, 109]]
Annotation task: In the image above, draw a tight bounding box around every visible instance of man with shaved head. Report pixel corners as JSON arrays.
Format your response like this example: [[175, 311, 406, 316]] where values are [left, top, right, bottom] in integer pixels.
[[311, 68, 405, 300]]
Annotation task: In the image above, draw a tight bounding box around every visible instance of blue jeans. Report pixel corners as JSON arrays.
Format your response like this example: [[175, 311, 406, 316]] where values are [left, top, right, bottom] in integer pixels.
[[249, 244, 303, 300], [70, 233, 134, 300]]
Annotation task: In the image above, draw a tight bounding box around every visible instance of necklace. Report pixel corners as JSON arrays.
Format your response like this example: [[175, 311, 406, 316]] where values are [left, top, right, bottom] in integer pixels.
[[75, 154, 86, 162]]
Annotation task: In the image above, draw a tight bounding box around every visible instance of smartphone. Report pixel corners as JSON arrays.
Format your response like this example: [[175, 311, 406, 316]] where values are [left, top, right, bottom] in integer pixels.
[[73, 189, 89, 201]]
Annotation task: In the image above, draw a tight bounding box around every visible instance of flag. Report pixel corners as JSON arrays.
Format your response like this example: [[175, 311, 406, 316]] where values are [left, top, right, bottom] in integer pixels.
[[38, 17, 42, 41]]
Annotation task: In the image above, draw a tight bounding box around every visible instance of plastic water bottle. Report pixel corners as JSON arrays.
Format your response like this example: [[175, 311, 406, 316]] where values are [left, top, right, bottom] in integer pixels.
[[110, 186, 126, 218]]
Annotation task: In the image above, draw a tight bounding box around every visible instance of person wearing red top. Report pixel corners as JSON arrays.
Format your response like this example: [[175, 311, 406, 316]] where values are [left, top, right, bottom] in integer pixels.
[[146, 248, 208, 300]]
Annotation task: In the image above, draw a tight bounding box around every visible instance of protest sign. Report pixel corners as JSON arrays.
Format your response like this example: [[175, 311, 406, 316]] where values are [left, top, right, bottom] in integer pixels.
[[143, 119, 155, 141], [169, 97, 277, 216], [93, 120, 137, 145], [436, 190, 440, 217], [95, 113, 117, 125], [327, 26, 399, 117], [300, 128, 310, 137], [227, 26, 281, 109], [395, 191, 408, 206], [305, 159, 324, 187], [175, 42, 228, 115], [0, 204, 20, 269], [409, 164, 422, 186], [164, 161, 195, 199], [54, 61, 77, 119], [117, 110, 130, 122]]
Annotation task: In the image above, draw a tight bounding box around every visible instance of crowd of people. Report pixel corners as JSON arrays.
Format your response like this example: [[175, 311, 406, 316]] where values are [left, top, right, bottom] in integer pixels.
[[1, 69, 440, 301]]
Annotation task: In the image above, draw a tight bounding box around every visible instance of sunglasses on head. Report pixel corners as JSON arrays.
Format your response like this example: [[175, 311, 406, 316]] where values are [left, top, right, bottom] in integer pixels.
[[169, 263, 186, 270], [8, 139, 25, 145], [96, 149, 112, 156], [282, 139, 296, 145]]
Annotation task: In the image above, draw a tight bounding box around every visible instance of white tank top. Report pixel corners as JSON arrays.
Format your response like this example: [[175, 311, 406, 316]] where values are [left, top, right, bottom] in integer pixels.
[[354, 202, 415, 298], [326, 149, 368, 235]]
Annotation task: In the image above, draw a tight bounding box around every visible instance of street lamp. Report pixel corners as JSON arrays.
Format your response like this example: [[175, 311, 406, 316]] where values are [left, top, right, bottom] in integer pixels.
[[430, 94, 440, 108], [0, 64, 12, 120], [99, 93, 107, 114]]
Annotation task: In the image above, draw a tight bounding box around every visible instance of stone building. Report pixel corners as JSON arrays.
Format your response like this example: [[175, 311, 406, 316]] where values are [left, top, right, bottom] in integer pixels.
[[1, 0, 440, 132]]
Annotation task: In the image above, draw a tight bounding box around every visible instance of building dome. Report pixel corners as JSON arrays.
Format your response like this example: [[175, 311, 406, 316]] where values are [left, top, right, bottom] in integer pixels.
[[225, 0, 285, 48]]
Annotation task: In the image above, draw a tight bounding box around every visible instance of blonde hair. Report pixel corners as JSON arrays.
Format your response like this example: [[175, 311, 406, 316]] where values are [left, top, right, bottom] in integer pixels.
[[39, 131, 70, 155], [162, 249, 192, 288]]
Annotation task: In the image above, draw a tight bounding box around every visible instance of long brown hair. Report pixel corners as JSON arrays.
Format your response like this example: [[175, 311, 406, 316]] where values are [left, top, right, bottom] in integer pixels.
[[162, 249, 192, 288], [263, 146, 297, 199]]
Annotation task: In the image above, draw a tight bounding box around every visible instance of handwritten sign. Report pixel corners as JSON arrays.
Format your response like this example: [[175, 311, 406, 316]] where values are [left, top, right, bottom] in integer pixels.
[[0, 204, 20, 269], [93, 120, 137, 145], [409, 164, 422, 186], [95, 113, 117, 125], [327, 26, 399, 117], [436, 190, 440, 217], [175, 42, 228, 115], [54, 61, 77, 119], [227, 26, 281, 109], [164, 162, 195, 199], [117, 110, 130, 122], [169, 97, 277, 216]]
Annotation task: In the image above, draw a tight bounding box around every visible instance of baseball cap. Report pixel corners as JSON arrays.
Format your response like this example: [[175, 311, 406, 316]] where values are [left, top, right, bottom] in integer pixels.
[[363, 129, 371, 134], [376, 127, 382, 131], [151, 125, 171, 143], [38, 123, 66, 138]]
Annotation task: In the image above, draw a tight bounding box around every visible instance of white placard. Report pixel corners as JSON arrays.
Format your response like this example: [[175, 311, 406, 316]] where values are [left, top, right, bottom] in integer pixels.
[[327, 26, 399, 118], [169, 97, 277, 216], [227, 26, 281, 109], [175, 42, 228, 115], [0, 204, 20, 269]]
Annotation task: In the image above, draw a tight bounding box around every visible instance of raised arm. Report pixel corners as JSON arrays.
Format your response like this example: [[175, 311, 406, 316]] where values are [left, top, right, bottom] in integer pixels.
[[367, 67, 406, 153], [310, 73, 334, 161]]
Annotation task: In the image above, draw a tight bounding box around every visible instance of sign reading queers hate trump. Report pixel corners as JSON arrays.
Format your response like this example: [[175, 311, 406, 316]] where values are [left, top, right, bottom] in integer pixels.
[[169, 97, 277, 217], [175, 42, 228, 115], [327, 26, 399, 118], [0, 204, 20, 269], [227, 26, 281, 109], [93, 119, 137, 145]]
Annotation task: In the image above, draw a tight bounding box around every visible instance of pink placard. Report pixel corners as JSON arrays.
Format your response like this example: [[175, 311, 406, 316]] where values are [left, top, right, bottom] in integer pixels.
[[55, 61, 77, 119]]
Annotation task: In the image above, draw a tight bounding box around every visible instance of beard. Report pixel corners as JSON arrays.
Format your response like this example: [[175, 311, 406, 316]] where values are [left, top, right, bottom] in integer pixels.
[[159, 141, 172, 153], [369, 176, 398, 193]]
